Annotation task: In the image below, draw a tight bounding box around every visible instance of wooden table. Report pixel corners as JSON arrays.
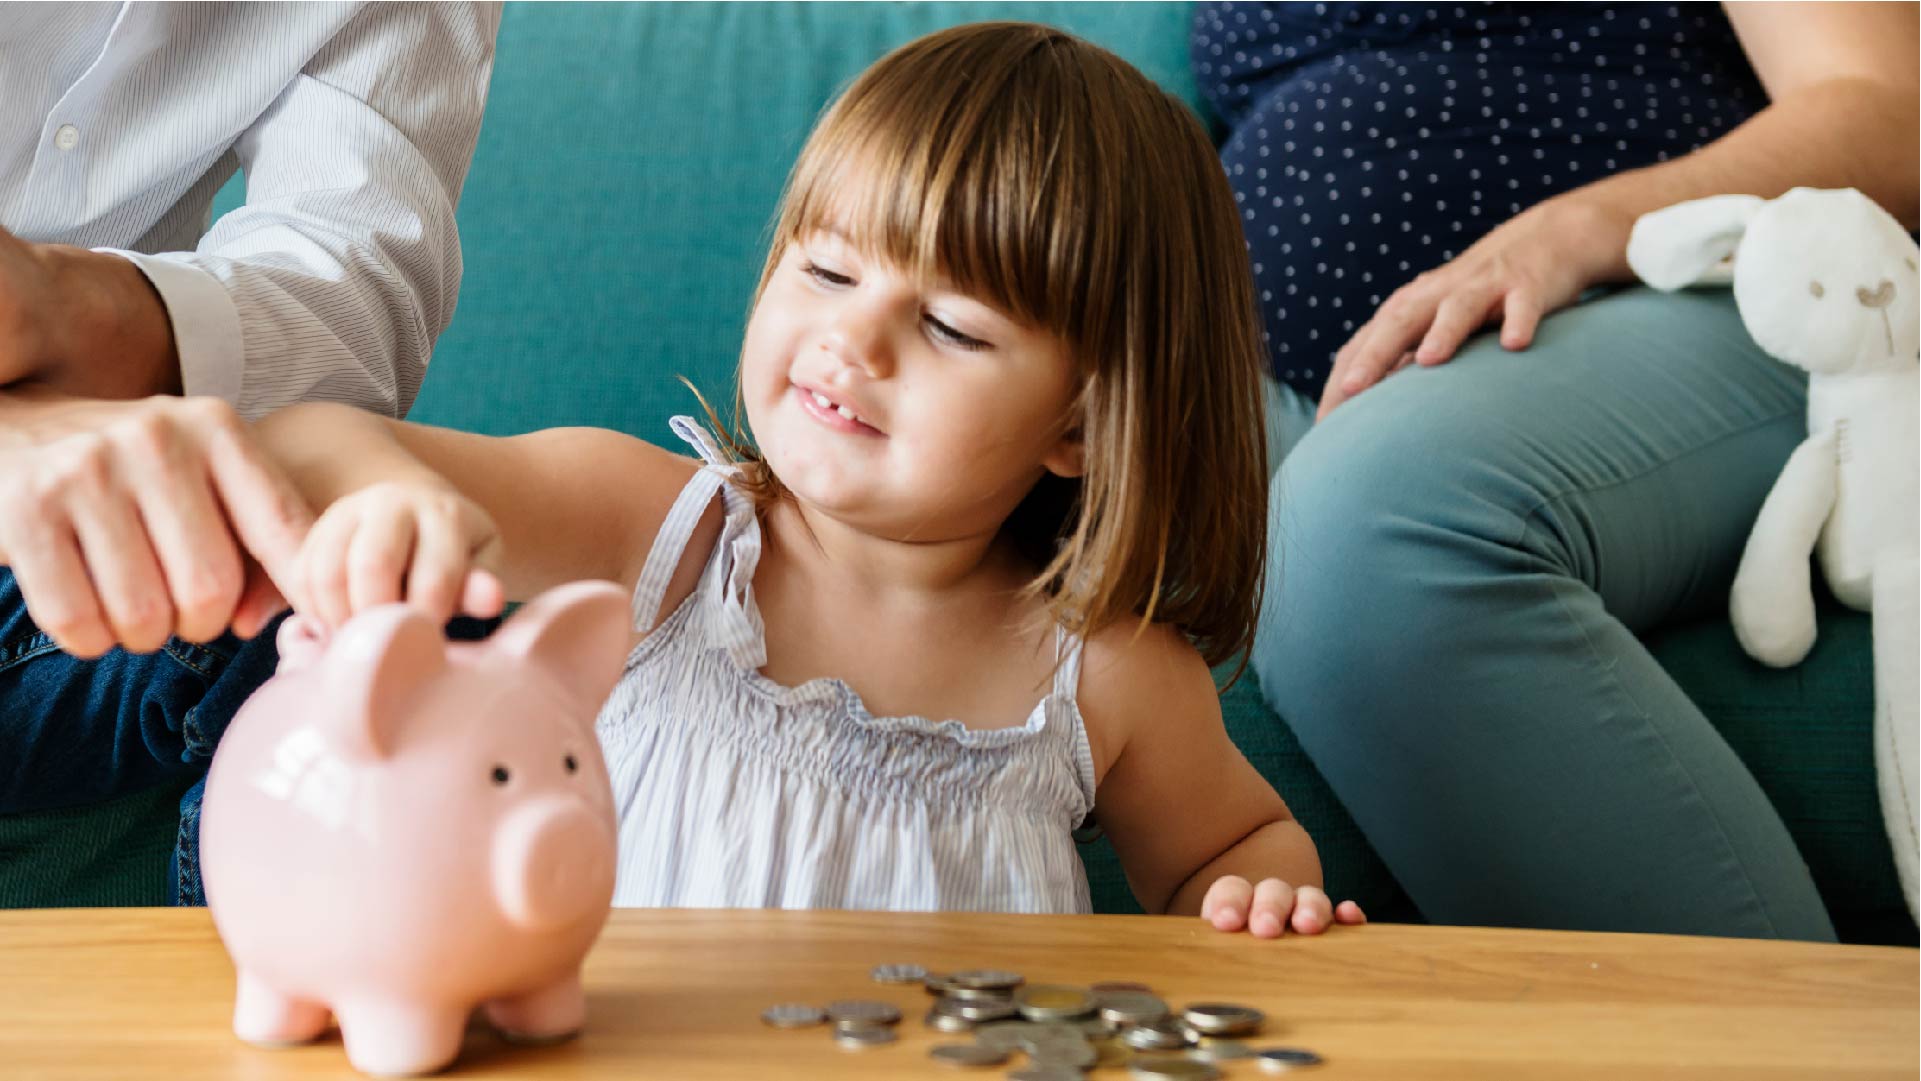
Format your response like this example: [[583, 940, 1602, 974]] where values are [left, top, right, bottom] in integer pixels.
[[0, 908, 1912, 1079]]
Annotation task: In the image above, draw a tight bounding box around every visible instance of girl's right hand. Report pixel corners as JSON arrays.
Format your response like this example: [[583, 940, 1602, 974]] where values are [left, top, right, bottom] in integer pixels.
[[291, 480, 506, 630]]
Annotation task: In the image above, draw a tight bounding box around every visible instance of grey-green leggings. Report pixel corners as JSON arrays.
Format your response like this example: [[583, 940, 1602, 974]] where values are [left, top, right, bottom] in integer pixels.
[[1256, 285, 1836, 941]]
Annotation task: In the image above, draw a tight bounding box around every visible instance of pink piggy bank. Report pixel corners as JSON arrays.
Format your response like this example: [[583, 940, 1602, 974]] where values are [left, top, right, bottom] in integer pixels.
[[199, 581, 630, 1077]]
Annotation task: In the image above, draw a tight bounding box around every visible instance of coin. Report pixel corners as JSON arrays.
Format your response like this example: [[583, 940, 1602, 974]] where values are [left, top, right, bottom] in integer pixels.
[[1188, 1038, 1255, 1062], [871, 962, 929, 984], [924, 973, 956, 995], [1098, 990, 1170, 1026], [825, 1000, 902, 1028], [923, 1007, 976, 1034], [759, 1003, 825, 1029], [1181, 1002, 1264, 1037], [947, 968, 1025, 991], [1076, 1015, 1121, 1038], [1009, 1069, 1085, 1081], [1128, 1056, 1222, 1079], [942, 983, 1016, 1003], [945, 997, 1019, 1022], [1121, 1019, 1193, 1051], [1029, 1040, 1098, 1070], [833, 1026, 897, 1049], [1255, 1047, 1325, 1071], [1015, 983, 1098, 1021], [928, 1042, 1010, 1068]]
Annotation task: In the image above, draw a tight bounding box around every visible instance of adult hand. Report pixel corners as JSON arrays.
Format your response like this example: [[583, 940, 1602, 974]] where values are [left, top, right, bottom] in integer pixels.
[[0, 391, 315, 657], [1317, 198, 1632, 420]]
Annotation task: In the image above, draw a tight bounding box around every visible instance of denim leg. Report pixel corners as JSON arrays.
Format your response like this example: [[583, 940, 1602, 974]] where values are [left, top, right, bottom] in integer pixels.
[[1256, 285, 1836, 940], [0, 568, 225, 812]]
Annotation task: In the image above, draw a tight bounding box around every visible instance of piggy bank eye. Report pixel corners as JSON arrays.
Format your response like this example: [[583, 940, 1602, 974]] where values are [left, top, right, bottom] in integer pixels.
[[491, 765, 511, 786], [563, 754, 579, 775]]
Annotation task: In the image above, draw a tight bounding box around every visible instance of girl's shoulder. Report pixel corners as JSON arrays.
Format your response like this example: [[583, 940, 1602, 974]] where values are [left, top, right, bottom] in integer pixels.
[[1073, 616, 1220, 785]]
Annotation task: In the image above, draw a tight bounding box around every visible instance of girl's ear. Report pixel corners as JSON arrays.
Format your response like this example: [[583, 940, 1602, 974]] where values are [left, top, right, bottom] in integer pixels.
[[1627, 194, 1767, 291], [1041, 427, 1086, 479]]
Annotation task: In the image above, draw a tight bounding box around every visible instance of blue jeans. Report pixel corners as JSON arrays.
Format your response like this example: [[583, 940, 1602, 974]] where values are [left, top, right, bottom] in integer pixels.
[[0, 568, 285, 904], [1256, 285, 1837, 941]]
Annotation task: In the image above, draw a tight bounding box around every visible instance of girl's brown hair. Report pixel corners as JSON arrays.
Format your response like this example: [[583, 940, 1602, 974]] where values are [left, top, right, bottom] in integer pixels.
[[707, 21, 1268, 670]]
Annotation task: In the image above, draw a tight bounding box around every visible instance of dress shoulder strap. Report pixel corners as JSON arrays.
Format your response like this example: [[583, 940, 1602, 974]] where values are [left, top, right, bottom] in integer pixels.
[[626, 416, 739, 631]]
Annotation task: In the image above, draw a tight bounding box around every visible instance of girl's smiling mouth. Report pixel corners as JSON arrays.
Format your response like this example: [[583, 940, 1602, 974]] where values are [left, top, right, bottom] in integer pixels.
[[794, 384, 884, 436]]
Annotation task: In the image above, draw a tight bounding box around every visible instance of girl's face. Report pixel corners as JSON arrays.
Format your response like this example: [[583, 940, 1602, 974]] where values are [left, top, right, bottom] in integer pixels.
[[740, 228, 1085, 543]]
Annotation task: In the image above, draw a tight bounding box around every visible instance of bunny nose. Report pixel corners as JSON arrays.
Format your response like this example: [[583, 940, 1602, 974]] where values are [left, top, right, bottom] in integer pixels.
[[1856, 280, 1896, 309]]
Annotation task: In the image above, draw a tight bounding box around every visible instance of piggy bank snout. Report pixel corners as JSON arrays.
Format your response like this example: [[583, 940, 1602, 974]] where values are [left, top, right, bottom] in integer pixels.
[[492, 796, 615, 932]]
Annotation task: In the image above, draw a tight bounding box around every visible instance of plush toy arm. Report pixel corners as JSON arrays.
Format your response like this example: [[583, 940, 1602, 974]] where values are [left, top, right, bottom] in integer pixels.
[[1731, 430, 1838, 666]]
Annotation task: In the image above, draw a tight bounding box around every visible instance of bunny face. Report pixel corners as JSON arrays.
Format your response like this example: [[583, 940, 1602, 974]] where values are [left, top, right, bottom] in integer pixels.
[[1628, 187, 1919, 376], [1734, 189, 1919, 376]]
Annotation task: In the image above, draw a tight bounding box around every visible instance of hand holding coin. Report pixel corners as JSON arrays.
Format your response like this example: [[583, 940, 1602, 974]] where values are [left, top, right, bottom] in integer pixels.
[[1199, 878, 1366, 938]]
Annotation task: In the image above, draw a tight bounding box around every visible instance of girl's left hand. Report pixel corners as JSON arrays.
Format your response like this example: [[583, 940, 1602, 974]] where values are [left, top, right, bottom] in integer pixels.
[[1200, 876, 1367, 938]]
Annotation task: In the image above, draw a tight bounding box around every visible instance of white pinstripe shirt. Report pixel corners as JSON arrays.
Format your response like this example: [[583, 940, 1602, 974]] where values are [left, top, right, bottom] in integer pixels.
[[1, 2, 501, 419]]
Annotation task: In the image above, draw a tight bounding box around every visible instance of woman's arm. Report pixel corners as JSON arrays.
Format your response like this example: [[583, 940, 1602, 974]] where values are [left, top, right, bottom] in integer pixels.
[[255, 402, 702, 624], [1318, 1, 1919, 418]]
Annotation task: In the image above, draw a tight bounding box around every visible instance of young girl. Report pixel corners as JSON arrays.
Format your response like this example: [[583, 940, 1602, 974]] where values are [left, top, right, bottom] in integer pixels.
[[256, 22, 1364, 938]]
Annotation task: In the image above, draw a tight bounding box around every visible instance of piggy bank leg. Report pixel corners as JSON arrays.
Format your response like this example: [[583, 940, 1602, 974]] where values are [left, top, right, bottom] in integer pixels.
[[483, 972, 586, 1045], [232, 969, 330, 1046], [333, 998, 468, 1077]]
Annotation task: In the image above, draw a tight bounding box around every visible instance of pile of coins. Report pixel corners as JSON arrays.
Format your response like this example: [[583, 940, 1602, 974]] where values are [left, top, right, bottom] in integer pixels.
[[759, 962, 1324, 1078]]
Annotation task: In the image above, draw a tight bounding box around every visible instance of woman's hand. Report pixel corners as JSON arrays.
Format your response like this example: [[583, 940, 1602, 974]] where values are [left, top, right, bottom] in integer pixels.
[[292, 479, 505, 631], [1317, 198, 1633, 420], [1200, 875, 1366, 938]]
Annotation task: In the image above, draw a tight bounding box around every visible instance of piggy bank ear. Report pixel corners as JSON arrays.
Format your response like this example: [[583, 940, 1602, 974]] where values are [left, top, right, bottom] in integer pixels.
[[325, 605, 448, 760], [490, 580, 632, 715], [1628, 194, 1767, 291], [275, 615, 330, 672]]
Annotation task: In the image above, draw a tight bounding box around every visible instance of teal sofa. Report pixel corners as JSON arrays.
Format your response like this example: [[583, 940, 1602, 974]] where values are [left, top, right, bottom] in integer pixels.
[[5, 2, 1909, 944]]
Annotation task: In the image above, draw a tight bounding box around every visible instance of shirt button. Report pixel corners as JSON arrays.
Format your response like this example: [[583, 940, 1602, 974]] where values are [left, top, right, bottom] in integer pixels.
[[53, 124, 79, 151]]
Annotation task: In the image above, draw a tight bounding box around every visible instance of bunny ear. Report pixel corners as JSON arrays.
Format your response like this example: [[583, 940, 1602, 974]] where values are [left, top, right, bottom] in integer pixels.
[[1627, 194, 1767, 291]]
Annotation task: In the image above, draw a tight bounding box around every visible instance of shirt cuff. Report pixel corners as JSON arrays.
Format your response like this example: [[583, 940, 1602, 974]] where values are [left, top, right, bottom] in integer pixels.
[[92, 249, 245, 406]]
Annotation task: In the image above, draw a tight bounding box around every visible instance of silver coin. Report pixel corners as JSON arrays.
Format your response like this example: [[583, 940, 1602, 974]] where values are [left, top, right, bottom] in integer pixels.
[[834, 1026, 897, 1050], [1187, 1039, 1255, 1062], [1098, 990, 1170, 1026], [1255, 1047, 1325, 1072], [825, 1000, 902, 1028], [1009, 1068, 1086, 1081], [923, 1007, 976, 1034], [1127, 1055, 1222, 1080], [1029, 1040, 1098, 1070], [942, 983, 1016, 1003], [1181, 1003, 1264, 1037], [1076, 1015, 1121, 1038], [924, 972, 956, 995], [760, 1002, 825, 1028], [871, 962, 929, 984], [1014, 983, 1097, 1022], [1121, 1019, 1193, 1051], [947, 968, 1025, 991], [928, 1042, 1010, 1068], [944, 996, 1019, 1022], [974, 1019, 1040, 1051]]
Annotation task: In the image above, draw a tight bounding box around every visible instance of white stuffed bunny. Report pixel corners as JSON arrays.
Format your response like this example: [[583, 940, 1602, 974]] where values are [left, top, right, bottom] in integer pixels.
[[1628, 187, 1919, 920]]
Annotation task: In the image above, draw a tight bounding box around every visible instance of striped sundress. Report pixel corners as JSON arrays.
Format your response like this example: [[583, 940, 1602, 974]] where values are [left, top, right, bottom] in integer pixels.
[[596, 417, 1097, 913]]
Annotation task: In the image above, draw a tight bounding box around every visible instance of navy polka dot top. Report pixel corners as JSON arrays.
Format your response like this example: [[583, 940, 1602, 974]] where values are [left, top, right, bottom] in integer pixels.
[[1193, 2, 1767, 394]]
